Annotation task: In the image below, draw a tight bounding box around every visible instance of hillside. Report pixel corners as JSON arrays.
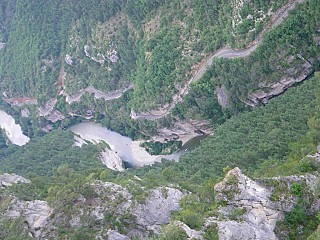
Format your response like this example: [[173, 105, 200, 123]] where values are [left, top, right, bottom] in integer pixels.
[[1, 0, 319, 139], [0, 0, 319, 239]]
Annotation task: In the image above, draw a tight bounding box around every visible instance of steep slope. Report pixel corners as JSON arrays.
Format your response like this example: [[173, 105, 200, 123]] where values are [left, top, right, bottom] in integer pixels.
[[2, 0, 317, 140], [0, 166, 318, 239], [0, 2, 319, 239]]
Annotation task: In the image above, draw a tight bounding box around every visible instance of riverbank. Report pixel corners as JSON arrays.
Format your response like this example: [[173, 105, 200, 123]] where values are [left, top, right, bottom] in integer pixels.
[[70, 121, 204, 169], [70, 122, 164, 168]]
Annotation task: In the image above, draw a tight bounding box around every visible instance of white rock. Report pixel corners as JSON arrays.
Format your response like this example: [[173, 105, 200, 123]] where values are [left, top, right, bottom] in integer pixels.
[[133, 187, 184, 231], [107, 230, 130, 240], [0, 173, 31, 188], [24, 200, 52, 237], [213, 167, 319, 240], [100, 148, 125, 172], [174, 221, 204, 239], [5, 199, 52, 238]]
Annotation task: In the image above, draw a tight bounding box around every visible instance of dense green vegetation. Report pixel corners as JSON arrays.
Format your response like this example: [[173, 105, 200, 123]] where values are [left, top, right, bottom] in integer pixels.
[[2, 0, 317, 140], [0, 130, 106, 199], [130, 74, 320, 192], [2, 72, 318, 239], [0, 0, 292, 125], [174, 0, 320, 119], [0, 0, 320, 239], [141, 140, 182, 155], [0, 130, 103, 177]]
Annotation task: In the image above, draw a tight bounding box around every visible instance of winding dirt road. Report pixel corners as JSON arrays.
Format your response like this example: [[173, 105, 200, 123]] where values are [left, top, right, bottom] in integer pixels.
[[131, 0, 304, 120]]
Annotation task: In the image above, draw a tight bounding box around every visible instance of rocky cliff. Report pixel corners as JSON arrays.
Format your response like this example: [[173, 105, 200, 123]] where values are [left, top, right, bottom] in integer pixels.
[[212, 167, 319, 240], [159, 167, 319, 240], [0, 168, 318, 239], [0, 173, 30, 188], [0, 175, 185, 239]]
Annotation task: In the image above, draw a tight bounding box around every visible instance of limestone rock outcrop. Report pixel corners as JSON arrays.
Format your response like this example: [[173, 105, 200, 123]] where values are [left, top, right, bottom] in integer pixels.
[[246, 58, 312, 107], [213, 167, 319, 240], [0, 173, 31, 188], [106, 230, 130, 240], [174, 221, 204, 240], [100, 148, 125, 172], [133, 187, 184, 232], [91, 182, 185, 236], [153, 120, 212, 143], [46, 181, 186, 239], [5, 199, 52, 238]]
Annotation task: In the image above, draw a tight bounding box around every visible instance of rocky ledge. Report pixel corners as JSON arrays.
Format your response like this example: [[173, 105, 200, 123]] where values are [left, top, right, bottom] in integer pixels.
[[1, 169, 318, 239], [5, 199, 53, 238], [100, 148, 125, 172], [1, 179, 185, 239], [212, 167, 319, 240], [153, 119, 213, 144], [245, 56, 313, 107], [0, 173, 31, 188]]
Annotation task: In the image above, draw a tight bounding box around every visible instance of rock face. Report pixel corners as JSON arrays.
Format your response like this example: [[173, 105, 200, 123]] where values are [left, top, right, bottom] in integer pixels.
[[1, 169, 318, 239], [247, 59, 312, 106], [174, 221, 204, 240], [133, 187, 184, 232], [90, 183, 185, 237], [216, 85, 229, 108], [100, 148, 125, 172], [106, 230, 130, 240], [154, 119, 213, 144], [214, 167, 281, 240], [0, 173, 31, 188], [213, 167, 319, 240], [5, 199, 52, 238], [38, 181, 186, 239]]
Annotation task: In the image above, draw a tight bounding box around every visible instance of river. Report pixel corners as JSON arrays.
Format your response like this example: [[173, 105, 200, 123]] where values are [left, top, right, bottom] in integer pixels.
[[0, 110, 30, 146], [70, 122, 205, 168]]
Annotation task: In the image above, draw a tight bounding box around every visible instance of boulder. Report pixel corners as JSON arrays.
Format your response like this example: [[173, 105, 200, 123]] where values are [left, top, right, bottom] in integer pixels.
[[133, 187, 185, 231], [5, 199, 52, 238], [100, 148, 125, 172], [0, 173, 31, 188]]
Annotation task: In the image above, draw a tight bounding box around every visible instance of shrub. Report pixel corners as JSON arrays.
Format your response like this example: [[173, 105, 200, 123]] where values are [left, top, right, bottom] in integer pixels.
[[291, 183, 303, 197]]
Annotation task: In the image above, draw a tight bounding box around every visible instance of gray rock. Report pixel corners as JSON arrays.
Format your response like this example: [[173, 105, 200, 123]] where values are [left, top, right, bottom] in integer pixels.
[[213, 167, 319, 240], [66, 182, 186, 239], [217, 220, 278, 240], [21, 108, 30, 118], [133, 187, 184, 231], [216, 85, 229, 108], [92, 182, 185, 233], [5, 199, 52, 238], [107, 230, 130, 240], [24, 200, 53, 238], [174, 221, 204, 239], [100, 148, 125, 172], [0, 173, 31, 188], [154, 120, 212, 144], [247, 59, 312, 106]]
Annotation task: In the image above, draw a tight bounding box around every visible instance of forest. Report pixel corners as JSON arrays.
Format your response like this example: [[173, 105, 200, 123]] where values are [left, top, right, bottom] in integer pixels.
[[0, 0, 319, 239], [1, 73, 319, 239]]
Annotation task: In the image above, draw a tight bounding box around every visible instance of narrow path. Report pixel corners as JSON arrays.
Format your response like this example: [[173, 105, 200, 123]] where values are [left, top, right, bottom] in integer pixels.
[[131, 0, 304, 120]]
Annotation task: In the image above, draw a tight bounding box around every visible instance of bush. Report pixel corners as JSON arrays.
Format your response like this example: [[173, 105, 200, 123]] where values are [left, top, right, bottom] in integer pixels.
[[291, 183, 303, 197], [285, 205, 306, 225], [298, 157, 320, 173], [157, 224, 188, 240], [203, 223, 219, 240]]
